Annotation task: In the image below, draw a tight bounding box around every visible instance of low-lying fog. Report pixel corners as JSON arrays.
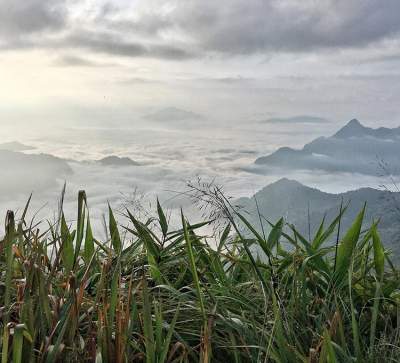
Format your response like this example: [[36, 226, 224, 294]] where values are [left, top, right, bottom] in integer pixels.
[[0, 116, 395, 237]]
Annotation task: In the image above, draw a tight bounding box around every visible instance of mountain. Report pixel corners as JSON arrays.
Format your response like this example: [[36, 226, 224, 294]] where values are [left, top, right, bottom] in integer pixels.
[[0, 141, 35, 152], [0, 150, 72, 196], [334, 118, 400, 139], [98, 156, 140, 167], [254, 119, 400, 175], [237, 178, 400, 259]]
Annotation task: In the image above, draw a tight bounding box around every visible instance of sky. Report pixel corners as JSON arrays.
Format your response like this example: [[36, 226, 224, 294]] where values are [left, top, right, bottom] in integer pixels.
[[1, 0, 400, 127], [1, 0, 400, 235]]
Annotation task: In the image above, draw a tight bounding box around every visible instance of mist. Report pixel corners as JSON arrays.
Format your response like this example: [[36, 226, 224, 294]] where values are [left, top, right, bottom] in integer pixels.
[[1, 0, 400, 234]]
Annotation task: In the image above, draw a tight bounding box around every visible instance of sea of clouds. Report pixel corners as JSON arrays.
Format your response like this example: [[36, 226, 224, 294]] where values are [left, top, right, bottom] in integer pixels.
[[0, 116, 393, 237]]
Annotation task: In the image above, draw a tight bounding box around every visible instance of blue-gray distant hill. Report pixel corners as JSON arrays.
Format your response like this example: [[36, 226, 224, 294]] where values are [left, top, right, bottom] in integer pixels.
[[0, 141, 35, 152], [237, 178, 400, 259], [98, 156, 140, 167], [0, 150, 72, 196], [254, 119, 400, 175]]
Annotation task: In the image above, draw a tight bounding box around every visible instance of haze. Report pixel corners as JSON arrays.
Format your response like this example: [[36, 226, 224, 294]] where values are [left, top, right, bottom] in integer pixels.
[[1, 0, 400, 128], [1, 0, 400, 234]]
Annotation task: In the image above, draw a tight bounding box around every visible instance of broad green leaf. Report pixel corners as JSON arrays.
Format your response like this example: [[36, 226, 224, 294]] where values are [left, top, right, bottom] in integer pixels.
[[61, 213, 74, 273], [236, 211, 271, 258], [312, 214, 326, 249], [142, 279, 155, 363], [108, 256, 121, 330], [127, 210, 159, 258], [267, 217, 284, 250], [157, 198, 168, 237], [334, 206, 365, 284], [217, 223, 231, 253], [372, 224, 384, 279], [3, 211, 15, 326], [12, 324, 26, 363], [181, 210, 206, 321], [74, 190, 86, 267], [84, 216, 95, 265], [108, 205, 121, 253], [319, 330, 338, 363], [160, 304, 180, 363], [313, 205, 348, 250]]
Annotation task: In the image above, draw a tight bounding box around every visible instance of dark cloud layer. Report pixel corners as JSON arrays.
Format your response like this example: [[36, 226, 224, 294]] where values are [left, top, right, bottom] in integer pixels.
[[104, 0, 400, 56], [65, 30, 194, 60], [0, 0, 66, 37], [1, 0, 400, 60], [190, 0, 400, 54], [53, 55, 99, 67]]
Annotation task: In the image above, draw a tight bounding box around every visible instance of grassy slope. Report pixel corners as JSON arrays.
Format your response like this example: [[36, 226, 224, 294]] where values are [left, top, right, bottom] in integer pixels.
[[0, 188, 399, 362]]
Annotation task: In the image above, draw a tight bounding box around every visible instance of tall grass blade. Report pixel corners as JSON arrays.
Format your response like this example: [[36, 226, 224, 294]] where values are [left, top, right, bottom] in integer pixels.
[[334, 205, 365, 284], [109, 204, 122, 253]]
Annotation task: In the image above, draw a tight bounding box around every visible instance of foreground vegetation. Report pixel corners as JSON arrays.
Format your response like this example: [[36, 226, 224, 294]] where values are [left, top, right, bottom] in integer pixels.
[[0, 186, 399, 362]]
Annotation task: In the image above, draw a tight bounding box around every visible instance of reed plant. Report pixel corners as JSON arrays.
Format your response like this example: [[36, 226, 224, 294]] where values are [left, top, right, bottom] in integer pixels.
[[0, 185, 399, 362]]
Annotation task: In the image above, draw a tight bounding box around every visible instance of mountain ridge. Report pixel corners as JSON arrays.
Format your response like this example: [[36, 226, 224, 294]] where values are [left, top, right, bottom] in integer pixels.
[[333, 118, 400, 139], [254, 119, 400, 175], [0, 141, 35, 152], [98, 155, 140, 167], [237, 178, 400, 258]]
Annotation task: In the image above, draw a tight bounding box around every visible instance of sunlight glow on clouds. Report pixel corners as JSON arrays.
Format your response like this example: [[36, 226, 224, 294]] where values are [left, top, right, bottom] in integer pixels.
[[0, 0, 400, 125], [1, 0, 400, 233]]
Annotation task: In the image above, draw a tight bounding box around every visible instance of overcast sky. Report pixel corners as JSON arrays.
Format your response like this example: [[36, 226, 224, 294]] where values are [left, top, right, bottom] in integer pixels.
[[1, 0, 400, 127]]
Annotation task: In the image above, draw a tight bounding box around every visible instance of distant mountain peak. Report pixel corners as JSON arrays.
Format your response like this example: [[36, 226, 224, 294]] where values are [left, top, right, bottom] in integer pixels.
[[254, 118, 400, 175], [272, 177, 302, 186], [98, 156, 140, 167], [237, 179, 400, 258], [142, 107, 203, 122], [334, 119, 367, 138], [259, 178, 309, 194], [0, 141, 35, 152], [347, 118, 362, 127]]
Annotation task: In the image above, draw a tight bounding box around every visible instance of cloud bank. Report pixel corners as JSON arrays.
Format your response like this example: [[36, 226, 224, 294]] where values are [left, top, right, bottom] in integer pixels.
[[2, 0, 400, 59]]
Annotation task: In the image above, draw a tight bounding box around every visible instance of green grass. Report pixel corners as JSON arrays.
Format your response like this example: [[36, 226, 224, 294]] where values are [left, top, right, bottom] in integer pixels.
[[0, 187, 399, 362]]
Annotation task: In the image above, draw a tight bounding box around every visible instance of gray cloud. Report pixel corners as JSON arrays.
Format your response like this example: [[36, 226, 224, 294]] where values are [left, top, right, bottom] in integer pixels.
[[1, 0, 400, 60], [196, 76, 255, 84], [61, 30, 195, 60], [0, 0, 66, 37], [114, 0, 400, 55], [0, 29, 195, 61], [142, 107, 204, 123], [53, 55, 103, 67], [337, 73, 400, 81], [0, 0, 193, 60], [357, 52, 400, 65], [118, 77, 163, 85]]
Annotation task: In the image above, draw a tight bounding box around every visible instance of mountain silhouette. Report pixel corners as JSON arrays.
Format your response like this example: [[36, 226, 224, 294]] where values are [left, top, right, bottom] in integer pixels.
[[237, 178, 400, 260], [254, 119, 400, 175]]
